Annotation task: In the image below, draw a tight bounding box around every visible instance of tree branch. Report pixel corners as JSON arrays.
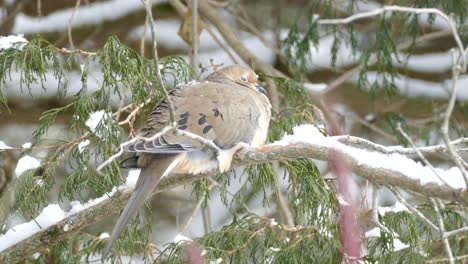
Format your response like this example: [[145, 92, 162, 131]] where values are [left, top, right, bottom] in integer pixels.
[[1, 139, 467, 262]]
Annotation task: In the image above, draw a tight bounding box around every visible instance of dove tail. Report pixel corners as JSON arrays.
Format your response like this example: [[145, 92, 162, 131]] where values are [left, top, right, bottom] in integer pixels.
[[102, 154, 179, 260]]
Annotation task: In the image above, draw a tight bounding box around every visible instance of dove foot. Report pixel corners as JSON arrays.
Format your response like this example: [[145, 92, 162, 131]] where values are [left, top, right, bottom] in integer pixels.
[[217, 142, 249, 173]]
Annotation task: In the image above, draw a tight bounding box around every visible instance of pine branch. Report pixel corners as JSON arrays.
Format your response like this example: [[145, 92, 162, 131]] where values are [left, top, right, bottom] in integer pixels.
[[1, 140, 467, 263]]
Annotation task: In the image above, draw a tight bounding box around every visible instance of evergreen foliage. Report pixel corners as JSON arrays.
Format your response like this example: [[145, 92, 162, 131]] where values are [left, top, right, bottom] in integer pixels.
[[0, 0, 467, 263]]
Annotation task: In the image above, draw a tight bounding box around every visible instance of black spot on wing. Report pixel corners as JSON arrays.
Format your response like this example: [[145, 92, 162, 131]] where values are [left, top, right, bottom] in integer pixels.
[[212, 108, 224, 120], [180, 112, 190, 118], [203, 125, 213, 134], [178, 117, 188, 125], [178, 125, 188, 130], [198, 114, 206, 125]]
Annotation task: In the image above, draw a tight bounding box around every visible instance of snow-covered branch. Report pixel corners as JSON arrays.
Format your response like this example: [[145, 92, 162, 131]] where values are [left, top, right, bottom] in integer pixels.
[[1, 125, 467, 262]]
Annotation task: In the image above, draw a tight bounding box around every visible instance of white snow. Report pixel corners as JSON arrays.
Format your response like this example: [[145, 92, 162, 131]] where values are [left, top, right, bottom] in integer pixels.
[[126, 169, 141, 186], [210, 259, 223, 264], [12, 0, 167, 34], [77, 140, 90, 153], [365, 227, 381, 238], [0, 140, 12, 150], [270, 218, 278, 226], [99, 232, 110, 239], [85, 110, 110, 136], [304, 82, 327, 93], [395, 50, 467, 73], [0, 169, 138, 252], [275, 125, 466, 190], [0, 34, 28, 50], [21, 142, 31, 149], [15, 155, 41, 177], [0, 204, 66, 252], [173, 234, 193, 243], [365, 227, 409, 252], [378, 201, 409, 216], [350, 72, 468, 101]]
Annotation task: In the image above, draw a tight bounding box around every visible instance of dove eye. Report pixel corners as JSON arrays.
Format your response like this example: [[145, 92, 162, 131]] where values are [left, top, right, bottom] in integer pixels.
[[240, 75, 248, 82]]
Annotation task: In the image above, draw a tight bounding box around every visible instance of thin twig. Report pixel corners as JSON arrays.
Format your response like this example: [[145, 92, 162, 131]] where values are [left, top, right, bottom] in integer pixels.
[[180, 182, 216, 234], [335, 135, 468, 155], [396, 123, 451, 187], [431, 198, 454, 264], [272, 162, 294, 226], [440, 50, 468, 187], [318, 5, 465, 69], [371, 184, 391, 233], [387, 186, 439, 232], [141, 0, 177, 127], [67, 0, 81, 49], [191, 0, 199, 76]]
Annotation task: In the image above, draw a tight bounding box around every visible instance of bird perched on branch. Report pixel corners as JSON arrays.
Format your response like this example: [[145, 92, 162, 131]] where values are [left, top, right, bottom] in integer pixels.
[[103, 65, 271, 259]]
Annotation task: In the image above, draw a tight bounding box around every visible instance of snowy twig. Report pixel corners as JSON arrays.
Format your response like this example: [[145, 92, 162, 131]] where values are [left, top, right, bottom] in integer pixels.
[[431, 198, 454, 264], [440, 50, 468, 188], [335, 135, 468, 155], [318, 5, 465, 69], [396, 123, 451, 188]]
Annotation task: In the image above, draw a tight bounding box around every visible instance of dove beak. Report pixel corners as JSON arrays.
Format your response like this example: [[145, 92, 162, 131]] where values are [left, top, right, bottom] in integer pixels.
[[255, 84, 267, 95]]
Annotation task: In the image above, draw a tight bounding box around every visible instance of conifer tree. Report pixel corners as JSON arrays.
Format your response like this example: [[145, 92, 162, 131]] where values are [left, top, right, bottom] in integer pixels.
[[0, 0, 467, 263]]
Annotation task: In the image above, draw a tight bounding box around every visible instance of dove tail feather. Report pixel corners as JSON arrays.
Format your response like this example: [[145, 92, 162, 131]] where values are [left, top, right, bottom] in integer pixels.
[[102, 154, 178, 261]]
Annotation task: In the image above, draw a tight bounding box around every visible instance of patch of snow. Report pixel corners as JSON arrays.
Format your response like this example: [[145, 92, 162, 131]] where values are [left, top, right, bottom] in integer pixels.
[[126, 169, 141, 186], [378, 201, 409, 216], [0, 141, 12, 150], [270, 218, 278, 226], [15, 155, 41, 177], [350, 72, 468, 101], [21, 142, 31, 149], [365, 227, 381, 238], [210, 258, 223, 264], [99, 232, 110, 239], [395, 50, 467, 73], [173, 234, 193, 244], [0, 34, 28, 50], [365, 227, 409, 252], [12, 0, 167, 34], [393, 238, 409, 251], [35, 179, 44, 187], [85, 110, 111, 138], [275, 125, 466, 190], [0, 190, 125, 251], [304, 82, 327, 93], [78, 140, 90, 153], [0, 204, 66, 252]]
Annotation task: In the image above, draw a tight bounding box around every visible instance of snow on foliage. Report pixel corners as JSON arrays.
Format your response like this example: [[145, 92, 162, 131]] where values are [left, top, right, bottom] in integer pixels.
[[0, 34, 28, 50], [14, 155, 41, 177]]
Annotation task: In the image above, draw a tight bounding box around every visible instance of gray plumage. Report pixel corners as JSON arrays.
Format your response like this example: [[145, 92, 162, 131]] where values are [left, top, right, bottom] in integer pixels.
[[102, 65, 271, 260]]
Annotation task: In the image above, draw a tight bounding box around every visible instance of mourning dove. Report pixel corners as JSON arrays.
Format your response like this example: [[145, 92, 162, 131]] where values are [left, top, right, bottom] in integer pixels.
[[102, 65, 271, 258]]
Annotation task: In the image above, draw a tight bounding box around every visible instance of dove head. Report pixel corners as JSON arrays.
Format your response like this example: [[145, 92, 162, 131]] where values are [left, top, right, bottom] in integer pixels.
[[206, 65, 267, 95]]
